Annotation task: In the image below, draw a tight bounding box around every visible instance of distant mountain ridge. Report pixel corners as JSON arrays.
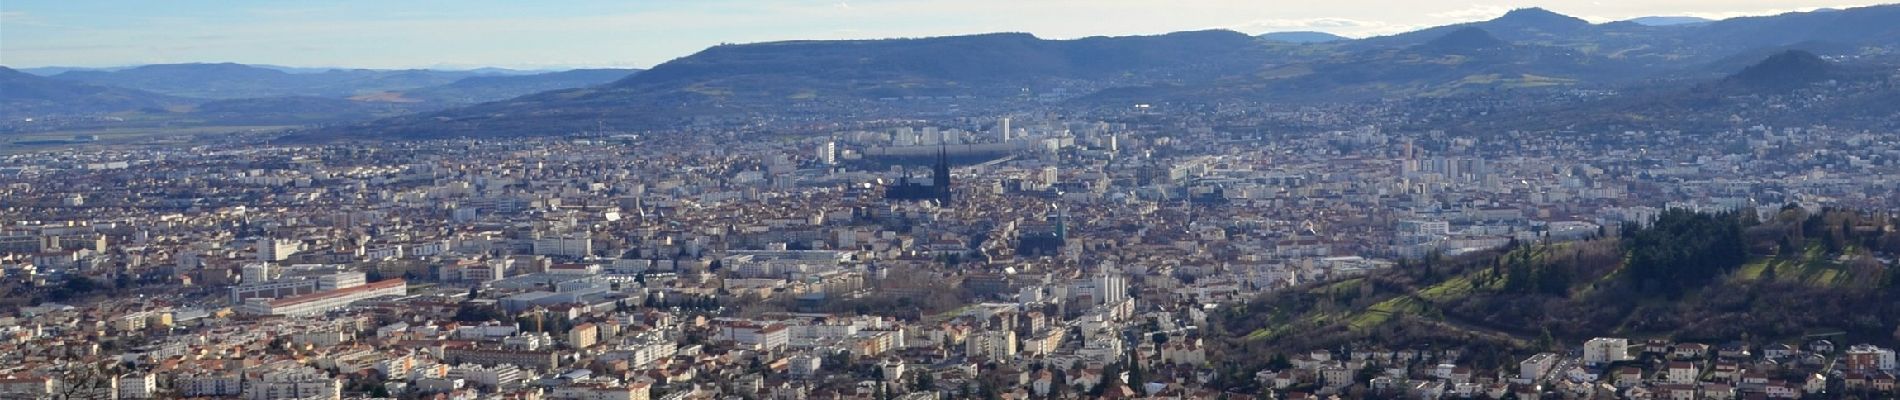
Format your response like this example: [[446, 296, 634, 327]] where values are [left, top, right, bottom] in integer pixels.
[[1258, 31, 1349, 43], [18, 66, 129, 76], [316, 30, 1276, 139], [392, 68, 639, 104], [1409, 50, 1898, 135], [1417, 27, 1510, 53], [50, 63, 502, 99], [618, 30, 1259, 91], [1, 63, 641, 136], [298, 4, 1900, 140], [1484, 7, 1593, 34], [0, 66, 186, 118], [1626, 16, 1714, 26], [13, 4, 1900, 141], [1724, 50, 1837, 90]]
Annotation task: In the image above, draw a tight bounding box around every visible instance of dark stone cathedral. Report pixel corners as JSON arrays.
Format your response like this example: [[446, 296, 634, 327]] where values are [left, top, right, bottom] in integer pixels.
[[884, 147, 953, 205]]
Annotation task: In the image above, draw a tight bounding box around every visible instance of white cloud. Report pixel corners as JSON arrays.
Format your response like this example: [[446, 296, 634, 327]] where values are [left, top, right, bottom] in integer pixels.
[[1674, 6, 1834, 20], [1426, 5, 1513, 21], [1229, 17, 1417, 37]]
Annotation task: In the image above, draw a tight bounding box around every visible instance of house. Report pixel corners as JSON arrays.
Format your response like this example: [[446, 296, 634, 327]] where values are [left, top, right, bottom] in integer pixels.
[[1873, 372, 1896, 392], [1657, 383, 1697, 400], [1512, 386, 1540, 400], [1621, 385, 1654, 400], [1841, 372, 1870, 390], [1563, 366, 1598, 383], [1073, 368, 1102, 390], [1806, 340, 1834, 354], [1447, 367, 1473, 384], [1804, 374, 1827, 394], [1763, 382, 1800, 399], [1318, 366, 1351, 388], [1255, 370, 1296, 390], [1030, 370, 1054, 396], [1408, 381, 1445, 400], [1797, 353, 1828, 367], [1673, 343, 1711, 360], [1369, 377, 1395, 392], [1665, 362, 1698, 384], [1717, 342, 1751, 359], [1762, 344, 1797, 360], [1710, 361, 1741, 382], [1483, 383, 1510, 399], [1614, 367, 1644, 389], [1737, 373, 1769, 391], [1642, 340, 1671, 355], [1451, 383, 1480, 398], [1702, 383, 1734, 400]]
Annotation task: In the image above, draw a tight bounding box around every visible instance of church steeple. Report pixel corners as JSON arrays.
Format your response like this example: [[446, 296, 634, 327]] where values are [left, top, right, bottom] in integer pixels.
[[934, 143, 952, 205], [884, 138, 957, 205]]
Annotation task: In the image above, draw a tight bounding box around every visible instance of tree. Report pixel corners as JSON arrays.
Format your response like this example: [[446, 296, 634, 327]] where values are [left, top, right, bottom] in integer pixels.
[[1779, 236, 1799, 258], [45, 276, 104, 302], [1536, 264, 1573, 296], [1355, 362, 1381, 384], [1049, 371, 1067, 399], [1265, 354, 1292, 371], [913, 371, 936, 392], [1886, 259, 1900, 296], [1091, 362, 1121, 396], [1625, 210, 1747, 296], [453, 304, 506, 322], [876, 376, 891, 400]]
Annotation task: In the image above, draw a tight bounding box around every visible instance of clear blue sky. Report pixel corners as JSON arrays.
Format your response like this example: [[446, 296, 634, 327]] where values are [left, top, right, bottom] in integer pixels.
[[0, 0, 1881, 69]]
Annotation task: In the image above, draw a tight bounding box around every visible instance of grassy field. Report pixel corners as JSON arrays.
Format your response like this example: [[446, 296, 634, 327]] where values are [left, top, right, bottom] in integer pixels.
[[1351, 296, 1424, 331], [1242, 258, 1487, 341], [1730, 242, 1865, 288]]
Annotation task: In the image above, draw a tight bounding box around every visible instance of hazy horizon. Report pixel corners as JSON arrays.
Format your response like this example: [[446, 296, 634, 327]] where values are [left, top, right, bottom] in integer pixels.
[[1, 0, 1889, 70]]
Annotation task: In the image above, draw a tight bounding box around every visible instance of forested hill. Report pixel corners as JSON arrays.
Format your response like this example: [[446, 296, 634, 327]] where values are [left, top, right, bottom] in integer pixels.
[[1205, 207, 1900, 389]]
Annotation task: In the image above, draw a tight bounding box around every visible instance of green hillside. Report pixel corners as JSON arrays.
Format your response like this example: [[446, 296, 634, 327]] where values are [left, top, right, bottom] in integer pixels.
[[1207, 208, 1900, 381]]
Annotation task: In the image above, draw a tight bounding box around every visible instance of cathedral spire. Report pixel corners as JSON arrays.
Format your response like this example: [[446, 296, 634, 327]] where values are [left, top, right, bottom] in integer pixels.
[[934, 142, 952, 206]]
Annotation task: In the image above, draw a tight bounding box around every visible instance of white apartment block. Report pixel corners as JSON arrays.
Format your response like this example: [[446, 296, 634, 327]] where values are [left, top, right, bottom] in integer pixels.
[[258, 238, 301, 261], [117, 374, 157, 399], [1584, 337, 1631, 366], [241, 367, 341, 400]]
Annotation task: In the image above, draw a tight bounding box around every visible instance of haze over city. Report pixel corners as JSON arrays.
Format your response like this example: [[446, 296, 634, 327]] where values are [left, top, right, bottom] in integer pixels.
[[2, 1, 1899, 400], [1, 0, 1887, 68]]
